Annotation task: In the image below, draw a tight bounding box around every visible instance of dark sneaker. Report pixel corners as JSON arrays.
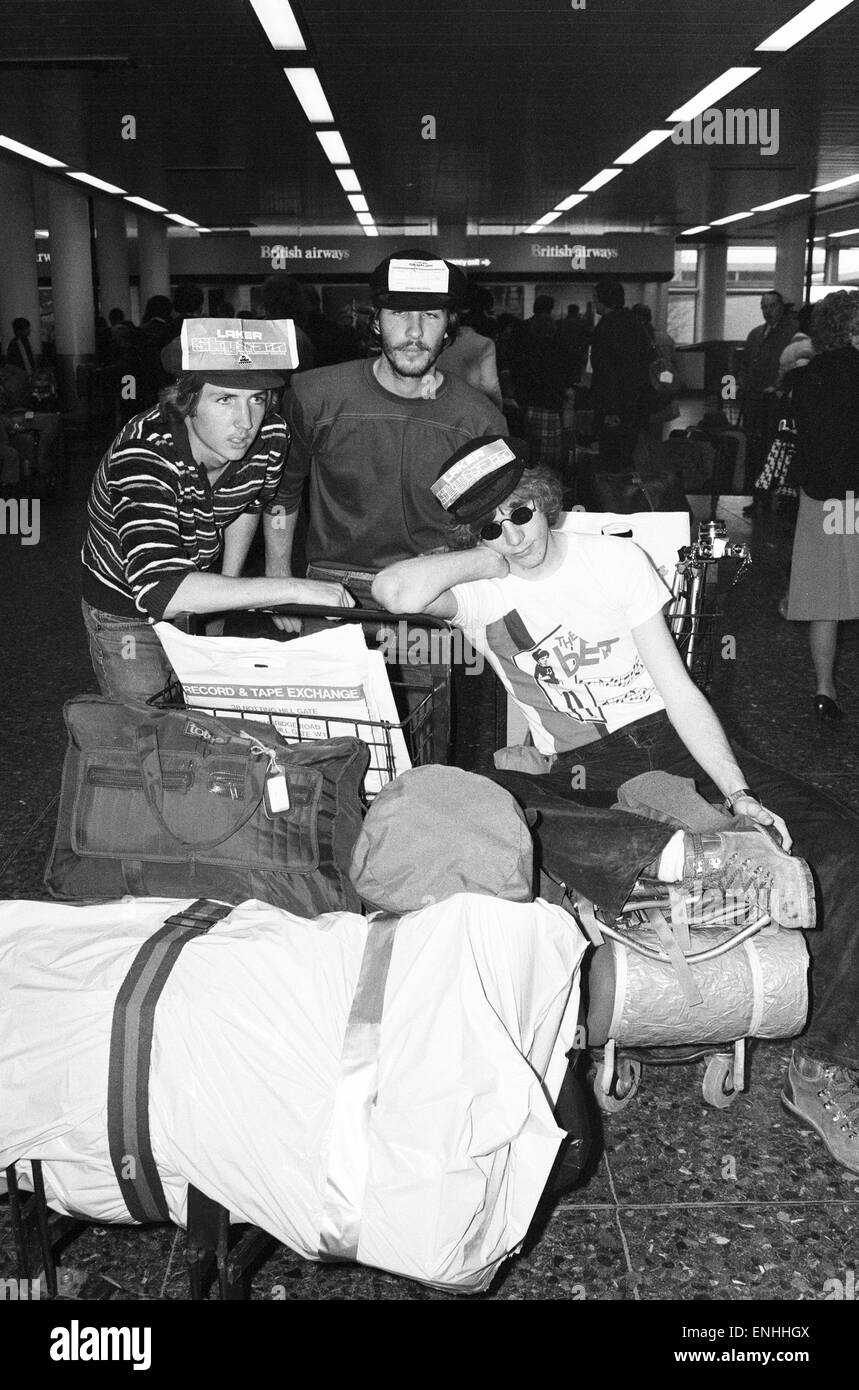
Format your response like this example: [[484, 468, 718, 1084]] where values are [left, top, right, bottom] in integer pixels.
[[678, 822, 815, 929], [781, 1052, 859, 1174]]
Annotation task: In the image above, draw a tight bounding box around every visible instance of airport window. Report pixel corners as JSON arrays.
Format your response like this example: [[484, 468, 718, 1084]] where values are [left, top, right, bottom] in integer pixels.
[[724, 293, 768, 341], [725, 245, 777, 286], [724, 246, 825, 338], [671, 249, 698, 285], [837, 246, 859, 281], [668, 249, 699, 343], [667, 292, 697, 345]]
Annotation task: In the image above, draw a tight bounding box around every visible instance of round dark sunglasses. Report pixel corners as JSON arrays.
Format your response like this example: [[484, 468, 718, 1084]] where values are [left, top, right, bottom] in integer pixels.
[[479, 505, 535, 541]]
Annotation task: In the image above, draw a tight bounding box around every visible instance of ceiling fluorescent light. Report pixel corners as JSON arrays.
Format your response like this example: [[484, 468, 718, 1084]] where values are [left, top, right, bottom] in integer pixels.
[[34, 228, 49, 238], [579, 168, 623, 193], [535, 210, 563, 225], [710, 211, 753, 225], [284, 68, 334, 123], [356, 212, 375, 226], [554, 193, 588, 211], [830, 225, 859, 237], [669, 67, 761, 122], [68, 171, 126, 195], [165, 213, 199, 227], [615, 129, 674, 164], [363, 226, 379, 237], [0, 134, 66, 167], [680, 225, 711, 235], [348, 193, 369, 212], [812, 172, 859, 192], [750, 193, 810, 212], [248, 0, 305, 50], [335, 168, 361, 192], [756, 0, 854, 51], [125, 195, 168, 213], [316, 130, 350, 165]]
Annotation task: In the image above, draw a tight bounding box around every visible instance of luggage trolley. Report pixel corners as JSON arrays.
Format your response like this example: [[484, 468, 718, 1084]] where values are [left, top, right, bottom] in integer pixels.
[[577, 523, 795, 1113], [155, 605, 455, 800], [538, 518, 758, 1112], [667, 518, 751, 694], [587, 519, 756, 1109]]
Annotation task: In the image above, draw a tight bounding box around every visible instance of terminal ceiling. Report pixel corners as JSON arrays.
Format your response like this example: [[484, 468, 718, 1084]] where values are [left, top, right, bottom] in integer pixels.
[[2, 0, 859, 244]]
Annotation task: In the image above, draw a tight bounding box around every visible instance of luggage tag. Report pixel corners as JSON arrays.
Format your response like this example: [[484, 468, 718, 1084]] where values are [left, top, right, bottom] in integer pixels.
[[264, 770, 290, 817], [247, 738, 291, 818]]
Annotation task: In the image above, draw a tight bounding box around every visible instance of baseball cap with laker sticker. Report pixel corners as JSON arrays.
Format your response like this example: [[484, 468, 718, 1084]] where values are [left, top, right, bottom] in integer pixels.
[[369, 250, 467, 310], [160, 318, 298, 388], [431, 435, 530, 523]]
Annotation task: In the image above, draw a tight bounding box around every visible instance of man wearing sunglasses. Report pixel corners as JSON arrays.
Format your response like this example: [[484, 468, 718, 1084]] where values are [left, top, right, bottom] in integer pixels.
[[372, 433, 859, 1178]]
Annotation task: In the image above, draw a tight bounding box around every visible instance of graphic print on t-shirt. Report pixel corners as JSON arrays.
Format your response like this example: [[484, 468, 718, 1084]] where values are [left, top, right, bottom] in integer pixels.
[[494, 606, 658, 740]]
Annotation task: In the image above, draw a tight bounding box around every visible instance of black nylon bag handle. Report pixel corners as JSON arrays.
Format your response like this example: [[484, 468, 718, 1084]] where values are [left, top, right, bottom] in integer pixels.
[[136, 721, 267, 851]]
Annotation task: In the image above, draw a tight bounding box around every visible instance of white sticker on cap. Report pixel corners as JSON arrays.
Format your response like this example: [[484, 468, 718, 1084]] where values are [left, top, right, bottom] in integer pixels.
[[181, 318, 298, 371], [431, 439, 517, 508], [387, 259, 450, 294]]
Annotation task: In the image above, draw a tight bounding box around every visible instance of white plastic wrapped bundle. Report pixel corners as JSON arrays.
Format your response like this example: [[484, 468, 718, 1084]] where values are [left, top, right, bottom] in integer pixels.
[[0, 891, 586, 1294], [587, 925, 809, 1049]]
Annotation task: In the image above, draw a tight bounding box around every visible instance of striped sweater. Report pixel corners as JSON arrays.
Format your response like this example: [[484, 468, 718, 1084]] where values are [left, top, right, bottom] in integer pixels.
[[81, 406, 289, 620]]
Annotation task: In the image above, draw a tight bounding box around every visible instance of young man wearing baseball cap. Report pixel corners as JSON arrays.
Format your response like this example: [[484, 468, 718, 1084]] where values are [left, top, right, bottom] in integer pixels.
[[372, 435, 859, 1178], [272, 251, 507, 603], [80, 318, 354, 700]]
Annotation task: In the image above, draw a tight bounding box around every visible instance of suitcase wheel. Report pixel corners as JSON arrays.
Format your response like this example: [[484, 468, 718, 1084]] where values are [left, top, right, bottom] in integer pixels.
[[593, 1055, 641, 1113], [701, 1052, 738, 1109]]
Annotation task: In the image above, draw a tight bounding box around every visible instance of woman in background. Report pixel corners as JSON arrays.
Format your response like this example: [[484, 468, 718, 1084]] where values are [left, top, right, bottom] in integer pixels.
[[788, 290, 859, 726]]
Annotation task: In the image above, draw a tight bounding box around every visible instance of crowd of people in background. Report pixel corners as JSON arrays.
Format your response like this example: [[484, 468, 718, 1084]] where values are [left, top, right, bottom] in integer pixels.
[[2, 272, 854, 579]]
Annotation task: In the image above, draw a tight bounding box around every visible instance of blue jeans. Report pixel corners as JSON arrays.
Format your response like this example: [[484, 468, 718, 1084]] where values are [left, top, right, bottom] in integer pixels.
[[496, 711, 859, 1069], [81, 599, 177, 702]]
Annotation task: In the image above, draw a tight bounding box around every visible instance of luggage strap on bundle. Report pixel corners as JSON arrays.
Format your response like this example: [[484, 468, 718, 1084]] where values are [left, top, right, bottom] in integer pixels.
[[107, 899, 232, 1223]]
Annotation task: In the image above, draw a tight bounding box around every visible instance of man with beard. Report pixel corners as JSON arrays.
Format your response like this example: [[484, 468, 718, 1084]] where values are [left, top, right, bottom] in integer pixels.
[[273, 251, 507, 602]]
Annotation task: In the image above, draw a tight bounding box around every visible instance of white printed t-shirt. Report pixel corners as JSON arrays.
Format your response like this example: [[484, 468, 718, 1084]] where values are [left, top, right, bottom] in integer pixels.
[[450, 533, 671, 755]]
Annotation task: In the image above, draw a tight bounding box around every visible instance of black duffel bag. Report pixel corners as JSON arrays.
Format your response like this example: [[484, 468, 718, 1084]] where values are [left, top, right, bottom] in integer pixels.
[[45, 697, 369, 916]]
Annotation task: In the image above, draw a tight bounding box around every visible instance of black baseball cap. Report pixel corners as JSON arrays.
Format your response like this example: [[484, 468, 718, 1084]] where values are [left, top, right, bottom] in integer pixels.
[[431, 436, 529, 523], [369, 250, 467, 310]]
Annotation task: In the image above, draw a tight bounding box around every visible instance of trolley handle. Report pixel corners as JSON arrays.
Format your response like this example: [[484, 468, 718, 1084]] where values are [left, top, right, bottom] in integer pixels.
[[260, 602, 452, 631]]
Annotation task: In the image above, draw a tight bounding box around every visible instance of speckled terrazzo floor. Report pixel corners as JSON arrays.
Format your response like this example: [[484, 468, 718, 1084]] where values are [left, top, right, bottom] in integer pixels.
[[2, 423, 858, 1307]]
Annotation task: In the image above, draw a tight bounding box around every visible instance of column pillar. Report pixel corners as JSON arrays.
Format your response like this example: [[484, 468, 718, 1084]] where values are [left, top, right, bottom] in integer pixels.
[[137, 216, 170, 308], [639, 282, 664, 328], [0, 161, 42, 355], [824, 243, 840, 285], [94, 197, 132, 319], [774, 215, 808, 305], [46, 180, 96, 411], [697, 242, 727, 341]]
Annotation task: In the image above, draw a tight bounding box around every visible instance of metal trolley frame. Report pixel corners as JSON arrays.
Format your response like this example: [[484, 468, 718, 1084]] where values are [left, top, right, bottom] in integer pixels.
[[667, 518, 751, 692], [154, 605, 455, 800]]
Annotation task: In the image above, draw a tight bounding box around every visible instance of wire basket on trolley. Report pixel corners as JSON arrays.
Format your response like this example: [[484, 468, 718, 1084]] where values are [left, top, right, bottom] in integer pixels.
[[666, 520, 751, 693], [148, 605, 453, 801]]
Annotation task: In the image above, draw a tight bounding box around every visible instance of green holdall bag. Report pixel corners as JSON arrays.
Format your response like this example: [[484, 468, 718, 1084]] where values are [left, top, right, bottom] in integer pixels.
[[45, 697, 369, 916]]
